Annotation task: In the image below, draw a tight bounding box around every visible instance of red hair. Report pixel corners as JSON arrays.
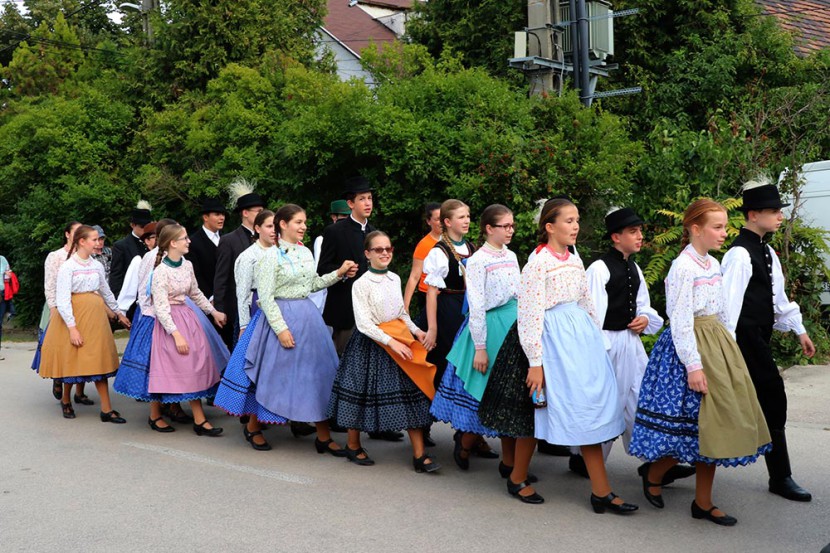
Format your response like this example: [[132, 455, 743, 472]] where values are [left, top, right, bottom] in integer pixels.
[[681, 198, 726, 247]]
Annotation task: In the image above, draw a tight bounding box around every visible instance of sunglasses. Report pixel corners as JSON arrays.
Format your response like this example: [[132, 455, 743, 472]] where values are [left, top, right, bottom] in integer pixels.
[[368, 246, 394, 254]]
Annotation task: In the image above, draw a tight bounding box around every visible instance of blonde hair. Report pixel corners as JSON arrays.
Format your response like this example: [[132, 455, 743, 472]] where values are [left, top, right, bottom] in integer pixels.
[[438, 199, 469, 275], [155, 224, 185, 267]]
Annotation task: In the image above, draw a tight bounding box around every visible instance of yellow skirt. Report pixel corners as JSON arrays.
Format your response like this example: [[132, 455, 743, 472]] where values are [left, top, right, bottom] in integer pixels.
[[39, 293, 119, 379]]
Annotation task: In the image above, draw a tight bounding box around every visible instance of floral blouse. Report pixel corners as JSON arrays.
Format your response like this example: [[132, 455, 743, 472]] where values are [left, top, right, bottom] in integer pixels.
[[665, 245, 729, 373], [235, 242, 273, 328], [352, 270, 421, 345], [466, 244, 520, 349], [257, 239, 340, 335], [55, 254, 122, 327], [151, 259, 214, 335], [44, 247, 70, 308], [518, 246, 599, 367]]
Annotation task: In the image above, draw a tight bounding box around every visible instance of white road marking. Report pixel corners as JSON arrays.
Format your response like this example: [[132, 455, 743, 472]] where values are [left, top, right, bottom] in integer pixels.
[[122, 441, 313, 485]]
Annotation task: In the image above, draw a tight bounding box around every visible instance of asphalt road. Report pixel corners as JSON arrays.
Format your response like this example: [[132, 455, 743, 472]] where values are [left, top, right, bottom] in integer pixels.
[[1, 339, 828, 553]]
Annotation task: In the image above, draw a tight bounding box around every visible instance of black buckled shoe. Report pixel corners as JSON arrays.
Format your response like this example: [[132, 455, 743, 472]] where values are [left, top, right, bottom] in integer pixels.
[[244, 428, 272, 451], [61, 402, 76, 419], [148, 416, 175, 433], [691, 501, 737, 526], [507, 478, 545, 504], [453, 431, 471, 471], [662, 463, 696, 485], [413, 454, 441, 473], [290, 421, 316, 438], [637, 463, 665, 508], [73, 394, 95, 406], [314, 438, 348, 457], [100, 410, 126, 424], [345, 446, 375, 466], [590, 493, 638, 515], [193, 420, 222, 436], [769, 477, 812, 502], [498, 461, 538, 483], [52, 382, 63, 401]]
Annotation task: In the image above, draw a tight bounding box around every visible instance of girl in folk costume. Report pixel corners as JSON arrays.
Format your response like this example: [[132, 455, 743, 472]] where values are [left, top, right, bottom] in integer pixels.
[[430, 205, 521, 473], [214, 204, 357, 453], [113, 219, 215, 431], [520, 198, 636, 515], [630, 199, 771, 526], [148, 224, 229, 437], [234, 210, 276, 338], [328, 231, 440, 471], [39, 225, 131, 421]]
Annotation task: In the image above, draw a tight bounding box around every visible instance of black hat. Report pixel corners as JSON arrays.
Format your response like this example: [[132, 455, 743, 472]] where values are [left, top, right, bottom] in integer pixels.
[[342, 175, 373, 198], [131, 201, 152, 225], [740, 184, 790, 212], [604, 207, 644, 238], [235, 192, 266, 212], [200, 197, 228, 215]]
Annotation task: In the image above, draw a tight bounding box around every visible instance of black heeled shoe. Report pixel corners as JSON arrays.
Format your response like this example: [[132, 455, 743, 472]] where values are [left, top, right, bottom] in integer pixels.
[[453, 431, 471, 471], [413, 454, 441, 473], [73, 394, 95, 406], [100, 410, 127, 424], [244, 428, 272, 451], [148, 416, 175, 433], [637, 462, 665, 508], [193, 420, 222, 436], [691, 501, 737, 526], [345, 446, 375, 466], [290, 421, 316, 438], [498, 461, 538, 483], [568, 453, 590, 479], [506, 478, 545, 504], [590, 493, 639, 514], [314, 438, 347, 457], [61, 402, 76, 419], [52, 382, 63, 401]]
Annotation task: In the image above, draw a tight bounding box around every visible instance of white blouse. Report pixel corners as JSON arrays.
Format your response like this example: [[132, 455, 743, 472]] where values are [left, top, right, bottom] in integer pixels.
[[235, 242, 273, 328], [55, 254, 121, 327], [665, 245, 728, 374], [465, 244, 520, 349], [585, 257, 664, 336], [136, 248, 158, 317], [721, 244, 806, 336], [151, 260, 214, 335], [423, 242, 471, 289], [44, 247, 69, 308], [518, 246, 598, 366], [352, 270, 421, 345]]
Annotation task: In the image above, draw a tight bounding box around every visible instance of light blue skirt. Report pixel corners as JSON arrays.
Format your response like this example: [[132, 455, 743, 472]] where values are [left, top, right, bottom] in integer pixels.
[[535, 302, 625, 446]]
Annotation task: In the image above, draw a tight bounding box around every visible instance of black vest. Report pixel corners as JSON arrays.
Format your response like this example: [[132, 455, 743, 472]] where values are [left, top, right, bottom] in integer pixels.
[[599, 248, 640, 331], [434, 240, 475, 293], [729, 227, 774, 327]]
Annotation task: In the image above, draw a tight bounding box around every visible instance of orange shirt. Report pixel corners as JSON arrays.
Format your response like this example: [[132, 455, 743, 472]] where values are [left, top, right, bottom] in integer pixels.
[[413, 234, 439, 293]]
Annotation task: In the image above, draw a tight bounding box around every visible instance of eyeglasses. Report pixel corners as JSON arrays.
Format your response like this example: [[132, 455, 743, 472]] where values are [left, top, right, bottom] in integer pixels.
[[490, 224, 515, 230], [174, 236, 191, 243], [368, 247, 394, 254]]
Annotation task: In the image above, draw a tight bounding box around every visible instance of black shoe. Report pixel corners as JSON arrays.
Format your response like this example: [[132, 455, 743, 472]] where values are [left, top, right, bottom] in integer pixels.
[[239, 415, 250, 425], [193, 420, 223, 436], [537, 441, 571, 456], [473, 437, 499, 459], [569, 454, 590, 479], [368, 430, 404, 442], [61, 402, 76, 419], [453, 431, 471, 471], [498, 461, 538, 483], [769, 477, 812, 502], [290, 421, 316, 438], [507, 478, 545, 504], [590, 493, 638, 515], [244, 428, 272, 451], [314, 438, 348, 457], [148, 416, 175, 433], [691, 500, 737, 526], [73, 394, 95, 406], [52, 382, 63, 401], [637, 463, 664, 509], [162, 403, 193, 423], [100, 410, 127, 424], [345, 446, 375, 466], [662, 463, 696, 486], [413, 454, 441, 473]]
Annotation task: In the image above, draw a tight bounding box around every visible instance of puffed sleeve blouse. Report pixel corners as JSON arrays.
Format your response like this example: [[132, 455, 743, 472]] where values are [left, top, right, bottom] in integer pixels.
[[352, 270, 421, 345], [55, 254, 122, 327], [151, 259, 214, 335], [465, 244, 520, 349]]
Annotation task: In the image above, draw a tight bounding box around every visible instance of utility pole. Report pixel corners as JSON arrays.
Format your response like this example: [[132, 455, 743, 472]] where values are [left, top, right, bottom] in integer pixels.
[[141, 0, 155, 46], [526, 0, 554, 96], [576, 0, 591, 105]]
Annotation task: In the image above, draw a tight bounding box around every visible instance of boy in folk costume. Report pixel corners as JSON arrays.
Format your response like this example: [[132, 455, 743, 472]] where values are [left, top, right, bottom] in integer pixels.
[[722, 177, 815, 502]]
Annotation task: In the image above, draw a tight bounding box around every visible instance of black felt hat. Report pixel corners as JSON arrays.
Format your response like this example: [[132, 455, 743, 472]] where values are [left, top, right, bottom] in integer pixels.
[[235, 192, 266, 212], [604, 207, 644, 238], [131, 205, 152, 225], [342, 175, 374, 198], [740, 184, 790, 212], [200, 197, 228, 215]]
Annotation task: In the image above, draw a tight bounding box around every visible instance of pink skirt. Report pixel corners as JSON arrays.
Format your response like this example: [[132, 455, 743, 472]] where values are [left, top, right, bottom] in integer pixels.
[[148, 304, 220, 394]]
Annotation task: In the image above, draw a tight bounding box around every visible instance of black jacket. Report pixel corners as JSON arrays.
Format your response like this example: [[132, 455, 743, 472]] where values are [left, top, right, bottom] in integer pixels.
[[188, 228, 219, 298], [213, 226, 255, 324], [109, 233, 147, 296], [317, 217, 374, 330]]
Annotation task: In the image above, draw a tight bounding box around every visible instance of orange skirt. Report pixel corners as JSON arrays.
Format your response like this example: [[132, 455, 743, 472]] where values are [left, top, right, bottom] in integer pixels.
[[39, 293, 119, 379], [375, 320, 436, 400]]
